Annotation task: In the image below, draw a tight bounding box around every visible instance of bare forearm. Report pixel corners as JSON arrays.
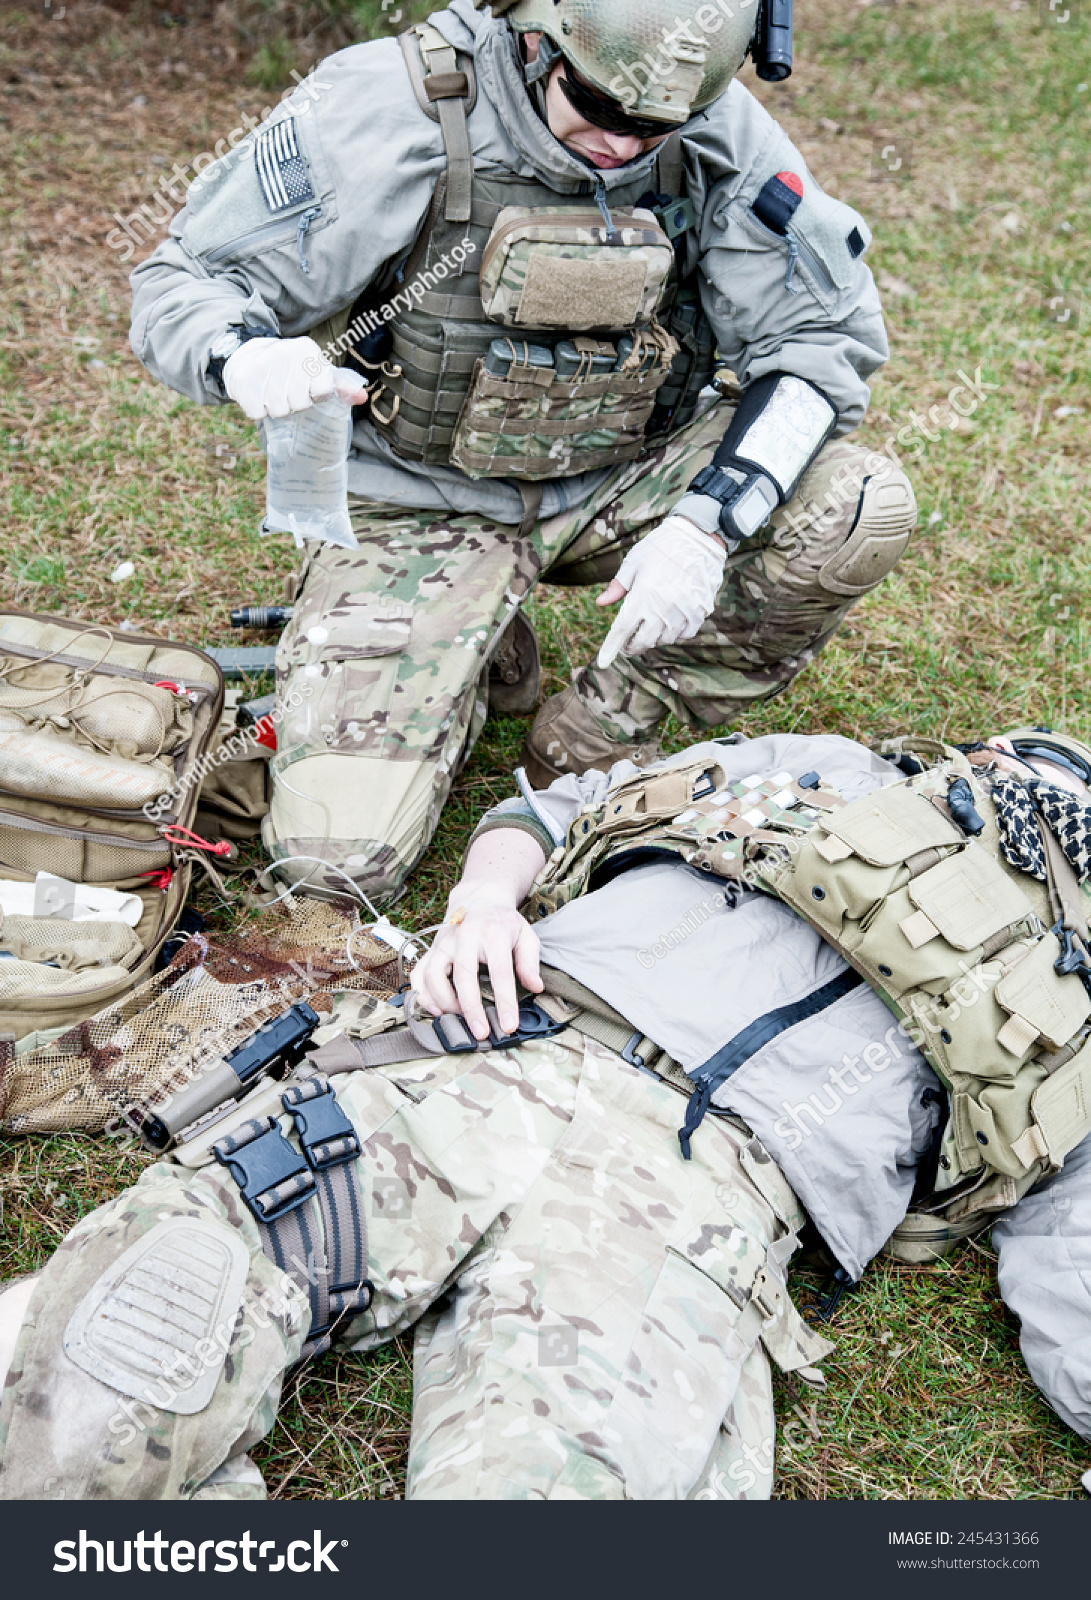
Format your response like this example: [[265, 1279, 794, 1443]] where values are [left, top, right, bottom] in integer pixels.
[[448, 828, 548, 914]]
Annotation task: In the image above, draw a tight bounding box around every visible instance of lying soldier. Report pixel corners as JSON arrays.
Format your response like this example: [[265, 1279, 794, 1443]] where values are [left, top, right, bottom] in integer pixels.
[[1, 728, 1089, 1500]]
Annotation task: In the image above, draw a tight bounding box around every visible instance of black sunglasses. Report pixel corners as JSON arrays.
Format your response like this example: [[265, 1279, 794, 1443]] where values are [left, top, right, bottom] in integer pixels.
[[557, 63, 673, 141]]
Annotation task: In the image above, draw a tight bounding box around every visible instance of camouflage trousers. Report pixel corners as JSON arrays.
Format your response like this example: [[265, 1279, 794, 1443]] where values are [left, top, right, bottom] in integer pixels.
[[264, 400, 915, 904], [0, 1031, 829, 1501]]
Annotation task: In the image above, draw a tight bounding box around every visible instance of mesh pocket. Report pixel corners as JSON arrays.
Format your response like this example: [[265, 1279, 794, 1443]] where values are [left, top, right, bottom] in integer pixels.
[[0, 823, 169, 883], [0, 960, 132, 1002], [0, 822, 85, 880], [1, 916, 142, 970]]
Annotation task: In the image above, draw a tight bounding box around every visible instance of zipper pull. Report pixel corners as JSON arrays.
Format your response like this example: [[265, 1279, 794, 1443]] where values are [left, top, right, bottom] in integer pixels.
[[160, 825, 234, 859], [784, 229, 800, 294], [592, 174, 619, 243], [296, 206, 321, 276]]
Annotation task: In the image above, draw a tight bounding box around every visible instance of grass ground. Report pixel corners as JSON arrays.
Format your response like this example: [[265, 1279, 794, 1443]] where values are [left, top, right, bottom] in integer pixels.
[[1, 0, 1089, 1499]]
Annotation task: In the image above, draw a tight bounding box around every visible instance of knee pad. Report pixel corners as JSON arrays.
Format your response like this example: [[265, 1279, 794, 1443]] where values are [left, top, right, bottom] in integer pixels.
[[0, 1188, 303, 1500], [818, 466, 916, 598]]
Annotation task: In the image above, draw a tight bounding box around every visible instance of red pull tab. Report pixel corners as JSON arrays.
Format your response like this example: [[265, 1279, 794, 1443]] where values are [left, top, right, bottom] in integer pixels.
[[154, 679, 180, 693], [160, 825, 234, 859], [252, 714, 277, 753], [142, 868, 174, 890]]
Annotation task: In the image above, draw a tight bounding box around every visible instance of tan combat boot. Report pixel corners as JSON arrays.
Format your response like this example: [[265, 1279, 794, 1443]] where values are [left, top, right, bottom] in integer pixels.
[[521, 684, 661, 789]]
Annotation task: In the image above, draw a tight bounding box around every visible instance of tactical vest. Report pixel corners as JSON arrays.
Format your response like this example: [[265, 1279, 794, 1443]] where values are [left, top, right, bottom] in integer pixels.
[[344, 24, 717, 484], [522, 739, 1091, 1241]]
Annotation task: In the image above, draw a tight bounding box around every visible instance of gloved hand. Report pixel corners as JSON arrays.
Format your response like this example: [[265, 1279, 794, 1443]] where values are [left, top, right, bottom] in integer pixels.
[[223, 336, 369, 420], [596, 514, 727, 669]]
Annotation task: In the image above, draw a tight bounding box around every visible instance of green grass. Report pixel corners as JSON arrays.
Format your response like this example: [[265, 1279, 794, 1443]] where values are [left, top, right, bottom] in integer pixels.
[[1, 0, 1089, 1500]]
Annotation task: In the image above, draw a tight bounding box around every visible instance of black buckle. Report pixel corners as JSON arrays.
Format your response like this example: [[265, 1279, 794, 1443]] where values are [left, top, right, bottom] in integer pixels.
[[281, 1080, 361, 1172], [213, 1117, 316, 1223], [432, 999, 568, 1054], [1053, 924, 1091, 998], [946, 777, 986, 837], [433, 1012, 480, 1054], [652, 196, 696, 240], [486, 998, 568, 1051], [621, 1030, 654, 1068]]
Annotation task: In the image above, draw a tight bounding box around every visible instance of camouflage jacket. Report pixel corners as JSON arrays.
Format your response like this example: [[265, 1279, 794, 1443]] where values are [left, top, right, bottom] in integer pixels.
[[129, 0, 888, 522]]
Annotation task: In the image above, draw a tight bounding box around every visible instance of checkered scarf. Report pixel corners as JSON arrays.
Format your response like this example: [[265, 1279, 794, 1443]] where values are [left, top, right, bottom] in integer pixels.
[[992, 775, 1091, 884]]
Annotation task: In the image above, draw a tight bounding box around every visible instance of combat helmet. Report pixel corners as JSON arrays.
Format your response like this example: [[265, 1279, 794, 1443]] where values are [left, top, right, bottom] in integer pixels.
[[481, 0, 787, 126], [999, 727, 1091, 791]]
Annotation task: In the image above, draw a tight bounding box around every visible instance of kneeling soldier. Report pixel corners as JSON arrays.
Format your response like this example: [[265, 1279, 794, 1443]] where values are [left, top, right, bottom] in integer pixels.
[[130, 0, 915, 905]]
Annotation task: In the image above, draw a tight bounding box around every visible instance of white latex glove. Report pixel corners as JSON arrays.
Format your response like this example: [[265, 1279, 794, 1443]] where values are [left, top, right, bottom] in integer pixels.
[[596, 514, 727, 669], [223, 336, 368, 420]]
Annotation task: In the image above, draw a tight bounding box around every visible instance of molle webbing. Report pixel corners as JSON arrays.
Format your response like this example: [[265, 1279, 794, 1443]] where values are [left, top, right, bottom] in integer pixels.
[[355, 28, 716, 473], [212, 1075, 372, 1362], [399, 23, 478, 223]]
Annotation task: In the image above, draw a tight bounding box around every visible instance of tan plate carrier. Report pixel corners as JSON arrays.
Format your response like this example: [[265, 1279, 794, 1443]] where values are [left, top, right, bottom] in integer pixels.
[[521, 741, 1091, 1250]]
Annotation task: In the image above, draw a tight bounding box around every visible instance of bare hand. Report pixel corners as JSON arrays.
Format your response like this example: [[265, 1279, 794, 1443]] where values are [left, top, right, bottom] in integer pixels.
[[411, 882, 543, 1042]]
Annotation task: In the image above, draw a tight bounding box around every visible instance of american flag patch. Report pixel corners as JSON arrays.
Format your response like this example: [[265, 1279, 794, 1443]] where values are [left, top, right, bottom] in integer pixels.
[[254, 119, 315, 212]]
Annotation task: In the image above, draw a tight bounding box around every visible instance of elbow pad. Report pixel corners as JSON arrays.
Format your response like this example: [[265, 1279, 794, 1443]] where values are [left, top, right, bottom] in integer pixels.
[[686, 372, 838, 543]]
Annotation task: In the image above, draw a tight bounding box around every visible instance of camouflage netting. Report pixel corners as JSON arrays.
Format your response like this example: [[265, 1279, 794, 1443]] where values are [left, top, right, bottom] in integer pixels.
[[0, 897, 404, 1135]]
